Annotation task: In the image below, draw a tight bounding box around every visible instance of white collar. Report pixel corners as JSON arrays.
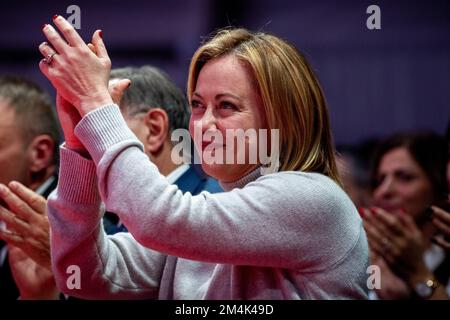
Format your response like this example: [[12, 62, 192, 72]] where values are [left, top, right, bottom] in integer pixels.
[[35, 175, 56, 196], [166, 164, 190, 184]]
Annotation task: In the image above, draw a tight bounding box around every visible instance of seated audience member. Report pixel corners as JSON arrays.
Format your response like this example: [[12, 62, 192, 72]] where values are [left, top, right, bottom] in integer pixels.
[[361, 132, 449, 299], [0, 66, 222, 299], [39, 17, 369, 299], [105, 66, 222, 232], [0, 75, 60, 299]]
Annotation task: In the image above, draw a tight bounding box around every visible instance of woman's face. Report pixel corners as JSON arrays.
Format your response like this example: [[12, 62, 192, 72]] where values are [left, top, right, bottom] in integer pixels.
[[189, 53, 267, 182], [373, 147, 435, 222]]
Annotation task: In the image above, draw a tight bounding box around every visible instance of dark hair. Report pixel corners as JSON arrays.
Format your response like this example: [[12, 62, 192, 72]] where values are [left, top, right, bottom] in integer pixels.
[[0, 75, 60, 164], [370, 131, 448, 201], [337, 139, 380, 188], [110, 66, 190, 135]]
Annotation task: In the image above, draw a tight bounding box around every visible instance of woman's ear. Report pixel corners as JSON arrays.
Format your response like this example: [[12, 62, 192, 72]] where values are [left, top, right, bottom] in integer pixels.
[[27, 134, 55, 173], [144, 108, 169, 154]]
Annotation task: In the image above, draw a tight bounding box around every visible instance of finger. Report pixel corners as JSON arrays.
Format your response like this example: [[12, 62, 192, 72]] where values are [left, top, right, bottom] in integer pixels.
[[52, 15, 85, 47], [363, 220, 384, 251], [109, 79, 131, 105], [358, 207, 371, 219], [397, 210, 420, 232], [0, 183, 36, 224], [87, 43, 97, 55], [371, 237, 397, 265], [4, 234, 51, 269], [8, 181, 46, 215], [91, 29, 109, 60], [365, 208, 393, 240], [5, 226, 50, 257], [373, 208, 404, 236], [38, 42, 57, 61], [42, 23, 68, 54], [39, 58, 51, 79], [0, 206, 32, 236], [432, 217, 450, 237], [431, 205, 450, 225], [432, 236, 450, 250], [363, 219, 397, 260], [22, 235, 49, 256], [0, 228, 25, 245], [383, 249, 401, 273], [368, 234, 390, 260]]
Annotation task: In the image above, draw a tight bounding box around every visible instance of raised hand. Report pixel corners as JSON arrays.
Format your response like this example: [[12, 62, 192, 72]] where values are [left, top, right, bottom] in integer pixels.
[[39, 15, 113, 116], [361, 207, 427, 280], [55, 77, 130, 154], [0, 182, 60, 299], [431, 204, 450, 249], [56, 93, 85, 152], [8, 245, 59, 300], [0, 182, 51, 269], [40, 22, 131, 155]]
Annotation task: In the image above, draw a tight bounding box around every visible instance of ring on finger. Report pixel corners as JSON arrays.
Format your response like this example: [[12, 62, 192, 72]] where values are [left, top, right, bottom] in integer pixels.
[[44, 51, 57, 64]]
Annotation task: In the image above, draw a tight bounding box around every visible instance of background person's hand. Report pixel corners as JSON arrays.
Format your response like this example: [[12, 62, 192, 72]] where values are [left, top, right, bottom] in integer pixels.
[[361, 207, 429, 285], [8, 245, 59, 300], [431, 204, 450, 249], [0, 182, 51, 269], [39, 15, 113, 116], [372, 255, 411, 299]]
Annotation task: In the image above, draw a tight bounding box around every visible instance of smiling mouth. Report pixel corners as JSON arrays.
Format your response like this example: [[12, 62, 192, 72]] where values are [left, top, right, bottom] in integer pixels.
[[375, 202, 402, 212], [201, 141, 225, 150]]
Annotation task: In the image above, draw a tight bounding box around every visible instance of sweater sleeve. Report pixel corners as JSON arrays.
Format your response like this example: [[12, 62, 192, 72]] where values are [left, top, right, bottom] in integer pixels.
[[47, 146, 166, 299], [73, 104, 363, 271]]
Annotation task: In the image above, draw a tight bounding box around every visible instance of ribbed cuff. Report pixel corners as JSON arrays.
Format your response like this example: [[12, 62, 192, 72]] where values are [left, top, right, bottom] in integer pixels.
[[74, 104, 143, 165], [219, 166, 262, 191], [58, 145, 100, 204]]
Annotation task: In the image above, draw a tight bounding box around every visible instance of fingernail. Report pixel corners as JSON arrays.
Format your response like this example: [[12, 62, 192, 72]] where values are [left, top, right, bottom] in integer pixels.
[[53, 14, 59, 20], [99, 30, 103, 38], [0, 184, 6, 195], [370, 207, 378, 216], [42, 24, 48, 30], [357, 207, 365, 218], [8, 181, 18, 190]]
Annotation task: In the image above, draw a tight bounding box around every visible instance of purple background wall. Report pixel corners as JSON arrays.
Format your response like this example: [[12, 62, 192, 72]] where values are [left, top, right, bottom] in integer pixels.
[[1, 0, 449, 144]]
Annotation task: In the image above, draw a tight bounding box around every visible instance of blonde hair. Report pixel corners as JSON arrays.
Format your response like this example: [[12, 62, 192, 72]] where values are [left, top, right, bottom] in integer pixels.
[[187, 28, 341, 185]]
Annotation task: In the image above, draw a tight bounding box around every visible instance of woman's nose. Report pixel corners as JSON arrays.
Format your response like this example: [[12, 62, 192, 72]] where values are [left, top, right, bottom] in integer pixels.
[[200, 107, 217, 132], [376, 177, 395, 199]]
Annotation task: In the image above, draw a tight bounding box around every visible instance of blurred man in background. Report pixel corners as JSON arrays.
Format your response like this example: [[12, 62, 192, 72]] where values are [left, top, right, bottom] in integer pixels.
[[0, 75, 60, 299]]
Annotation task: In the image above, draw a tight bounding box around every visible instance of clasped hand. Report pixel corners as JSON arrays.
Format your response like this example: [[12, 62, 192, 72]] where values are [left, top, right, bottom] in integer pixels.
[[38, 15, 130, 151], [39, 15, 113, 116]]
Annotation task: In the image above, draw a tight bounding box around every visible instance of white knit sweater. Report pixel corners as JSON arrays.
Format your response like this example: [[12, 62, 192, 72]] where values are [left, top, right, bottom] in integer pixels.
[[47, 104, 369, 299]]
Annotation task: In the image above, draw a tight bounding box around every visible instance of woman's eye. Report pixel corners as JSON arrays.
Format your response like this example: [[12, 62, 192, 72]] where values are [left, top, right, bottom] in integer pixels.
[[219, 101, 238, 110], [397, 172, 414, 182], [191, 100, 202, 108], [190, 100, 206, 113]]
